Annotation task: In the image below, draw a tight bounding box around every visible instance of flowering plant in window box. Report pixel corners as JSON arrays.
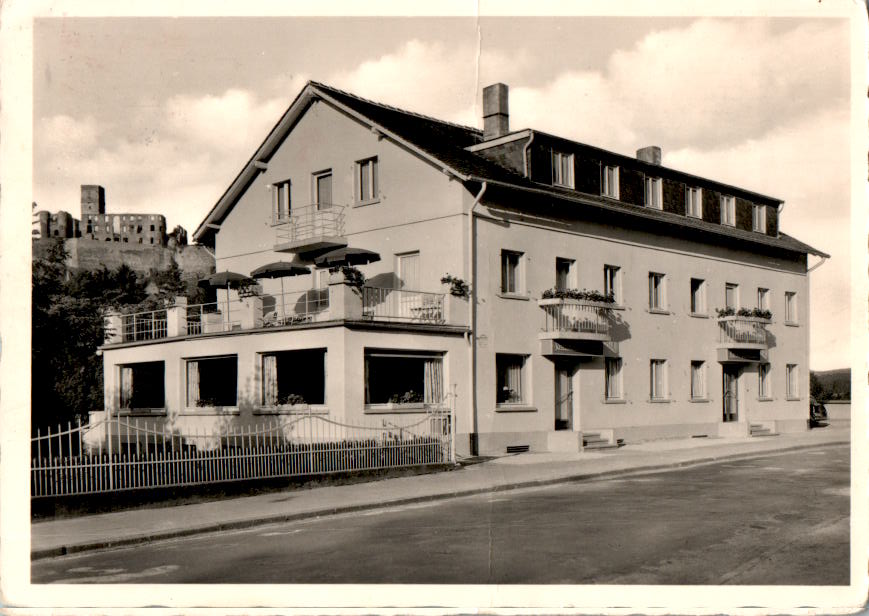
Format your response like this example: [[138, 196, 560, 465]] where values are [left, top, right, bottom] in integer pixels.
[[540, 288, 615, 303], [497, 387, 521, 404], [715, 307, 772, 320], [279, 393, 307, 406], [388, 390, 424, 404]]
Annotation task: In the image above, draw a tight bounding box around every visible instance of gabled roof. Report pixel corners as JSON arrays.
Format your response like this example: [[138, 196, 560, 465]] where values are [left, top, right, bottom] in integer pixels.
[[193, 81, 827, 259]]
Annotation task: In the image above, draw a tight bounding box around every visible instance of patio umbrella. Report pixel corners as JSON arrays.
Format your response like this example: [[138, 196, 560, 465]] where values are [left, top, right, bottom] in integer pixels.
[[198, 271, 256, 325], [250, 262, 311, 323], [314, 247, 381, 269]]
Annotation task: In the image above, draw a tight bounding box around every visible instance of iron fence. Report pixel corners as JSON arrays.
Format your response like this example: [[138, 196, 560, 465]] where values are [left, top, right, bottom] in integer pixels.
[[362, 287, 445, 323], [31, 408, 452, 498]]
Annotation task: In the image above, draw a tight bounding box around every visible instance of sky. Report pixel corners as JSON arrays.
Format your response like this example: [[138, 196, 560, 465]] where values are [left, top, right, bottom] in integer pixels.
[[32, 14, 854, 370]]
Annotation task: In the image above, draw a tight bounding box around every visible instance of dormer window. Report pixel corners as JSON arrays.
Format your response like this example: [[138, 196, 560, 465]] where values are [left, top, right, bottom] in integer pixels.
[[644, 177, 662, 209], [602, 166, 619, 199], [720, 195, 735, 226], [552, 151, 574, 188], [752, 204, 766, 233], [686, 187, 702, 218]]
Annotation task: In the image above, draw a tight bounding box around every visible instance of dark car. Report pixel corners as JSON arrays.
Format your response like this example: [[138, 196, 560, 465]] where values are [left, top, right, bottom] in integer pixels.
[[809, 396, 828, 426]]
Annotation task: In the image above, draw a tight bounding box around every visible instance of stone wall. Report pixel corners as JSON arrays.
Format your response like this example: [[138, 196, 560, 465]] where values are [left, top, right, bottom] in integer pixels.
[[33, 238, 214, 279]]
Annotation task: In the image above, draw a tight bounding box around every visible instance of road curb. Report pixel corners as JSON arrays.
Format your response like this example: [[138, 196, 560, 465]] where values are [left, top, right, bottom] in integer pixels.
[[31, 439, 848, 560]]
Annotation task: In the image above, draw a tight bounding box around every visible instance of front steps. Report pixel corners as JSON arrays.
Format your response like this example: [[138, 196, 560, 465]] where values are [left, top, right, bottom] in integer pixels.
[[582, 432, 619, 450], [749, 423, 779, 437]]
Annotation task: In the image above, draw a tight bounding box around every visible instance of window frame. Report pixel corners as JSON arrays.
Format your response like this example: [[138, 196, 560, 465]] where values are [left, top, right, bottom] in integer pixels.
[[786, 364, 799, 400], [644, 176, 663, 209], [720, 195, 736, 226], [355, 156, 379, 205], [752, 204, 767, 233], [364, 349, 445, 410], [690, 360, 707, 400], [686, 187, 703, 218], [271, 179, 292, 224], [602, 165, 620, 199], [725, 283, 740, 310], [758, 363, 772, 400], [118, 361, 166, 414], [785, 291, 798, 324], [605, 357, 623, 401], [555, 257, 575, 291], [690, 278, 706, 315], [496, 353, 529, 406], [648, 272, 667, 312], [184, 355, 239, 410], [757, 287, 770, 311], [604, 265, 622, 305], [312, 169, 333, 209], [650, 359, 669, 401], [260, 349, 327, 409], [551, 151, 574, 188], [500, 249, 525, 296]]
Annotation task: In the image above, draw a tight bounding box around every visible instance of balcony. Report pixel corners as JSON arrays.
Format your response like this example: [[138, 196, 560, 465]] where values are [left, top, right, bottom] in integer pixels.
[[717, 316, 770, 350], [538, 298, 614, 341], [273, 203, 347, 255], [104, 282, 465, 346]]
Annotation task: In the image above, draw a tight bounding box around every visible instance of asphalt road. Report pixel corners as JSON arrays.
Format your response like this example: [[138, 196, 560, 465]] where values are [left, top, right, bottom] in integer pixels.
[[32, 445, 849, 585]]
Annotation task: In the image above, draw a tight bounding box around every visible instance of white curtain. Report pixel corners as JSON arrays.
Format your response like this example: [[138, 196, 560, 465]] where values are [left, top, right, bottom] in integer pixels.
[[263, 354, 278, 405], [186, 361, 199, 407], [691, 362, 704, 398], [120, 366, 134, 408], [606, 358, 621, 399], [364, 357, 370, 404], [424, 359, 443, 404], [504, 359, 522, 402]]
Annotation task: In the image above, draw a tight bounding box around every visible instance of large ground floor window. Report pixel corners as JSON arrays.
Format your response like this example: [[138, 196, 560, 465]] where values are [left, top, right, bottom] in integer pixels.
[[119, 361, 165, 411], [186, 355, 237, 408], [262, 349, 326, 406], [364, 350, 444, 405]]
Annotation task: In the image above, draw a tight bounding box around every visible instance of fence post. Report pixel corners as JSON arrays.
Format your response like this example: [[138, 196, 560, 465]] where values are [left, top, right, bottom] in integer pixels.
[[450, 384, 456, 464], [106, 414, 114, 491]]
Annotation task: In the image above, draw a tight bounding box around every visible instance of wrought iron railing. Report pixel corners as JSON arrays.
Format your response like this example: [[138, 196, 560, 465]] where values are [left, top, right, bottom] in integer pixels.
[[538, 298, 613, 337], [718, 316, 769, 346], [274, 203, 346, 245], [362, 287, 445, 323], [118, 309, 168, 342]]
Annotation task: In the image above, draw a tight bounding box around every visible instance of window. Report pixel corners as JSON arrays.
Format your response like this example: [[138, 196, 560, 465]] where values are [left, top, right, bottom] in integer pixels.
[[644, 176, 662, 209], [605, 358, 623, 400], [650, 359, 668, 400], [150, 224, 155, 231], [602, 166, 619, 199], [186, 356, 237, 408], [758, 363, 771, 399], [753, 204, 767, 232], [648, 272, 666, 311], [272, 179, 291, 222], [690, 278, 706, 314], [365, 350, 444, 405], [496, 354, 527, 404], [786, 364, 799, 399], [686, 187, 702, 218], [785, 291, 798, 323], [118, 362, 165, 411], [555, 258, 575, 291], [720, 195, 735, 226], [604, 265, 622, 304], [552, 151, 574, 188], [261, 349, 326, 406], [725, 283, 739, 310], [356, 157, 379, 203], [313, 170, 333, 209], [690, 361, 706, 400], [501, 250, 523, 294], [757, 288, 769, 311]]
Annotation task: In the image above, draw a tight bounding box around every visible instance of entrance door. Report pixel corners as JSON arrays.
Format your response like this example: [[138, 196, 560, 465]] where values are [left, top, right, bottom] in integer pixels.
[[554, 365, 575, 430], [722, 366, 740, 422]]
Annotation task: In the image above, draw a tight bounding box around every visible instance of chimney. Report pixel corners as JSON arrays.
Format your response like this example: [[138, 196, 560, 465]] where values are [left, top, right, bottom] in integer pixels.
[[482, 83, 509, 141], [636, 146, 662, 166], [81, 185, 106, 216]]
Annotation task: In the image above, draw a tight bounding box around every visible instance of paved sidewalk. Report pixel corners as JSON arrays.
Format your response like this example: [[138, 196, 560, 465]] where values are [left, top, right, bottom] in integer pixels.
[[31, 427, 849, 559]]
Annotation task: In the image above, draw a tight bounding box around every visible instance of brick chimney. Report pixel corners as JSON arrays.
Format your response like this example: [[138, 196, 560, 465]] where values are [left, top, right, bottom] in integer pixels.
[[81, 185, 106, 216], [636, 146, 662, 166], [482, 83, 509, 141]]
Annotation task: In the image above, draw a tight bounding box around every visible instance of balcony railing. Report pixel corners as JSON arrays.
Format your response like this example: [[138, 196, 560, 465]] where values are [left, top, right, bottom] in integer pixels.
[[274, 203, 346, 252], [538, 298, 613, 340], [118, 309, 168, 342], [362, 287, 446, 323], [718, 316, 769, 348]]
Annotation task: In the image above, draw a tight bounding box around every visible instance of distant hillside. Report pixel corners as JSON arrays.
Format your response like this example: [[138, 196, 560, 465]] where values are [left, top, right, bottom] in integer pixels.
[[811, 368, 851, 401]]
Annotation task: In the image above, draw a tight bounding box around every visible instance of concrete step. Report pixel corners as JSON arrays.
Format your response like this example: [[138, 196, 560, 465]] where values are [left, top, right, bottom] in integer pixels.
[[583, 441, 620, 450]]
